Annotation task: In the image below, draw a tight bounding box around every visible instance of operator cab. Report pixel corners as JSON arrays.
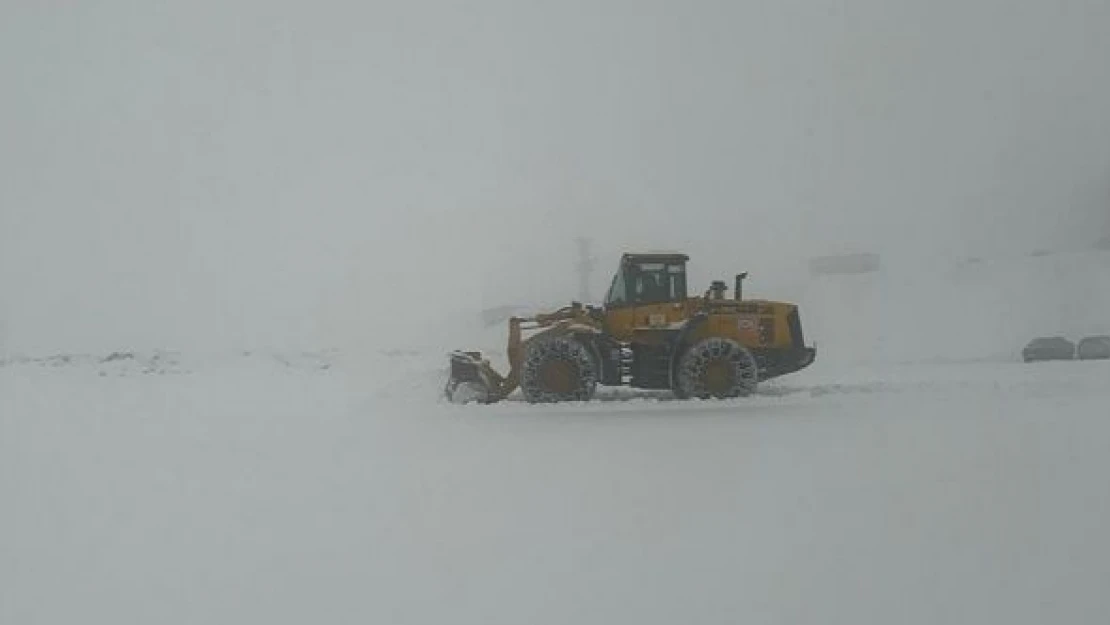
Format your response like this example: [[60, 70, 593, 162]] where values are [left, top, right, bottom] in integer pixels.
[[604, 252, 689, 308]]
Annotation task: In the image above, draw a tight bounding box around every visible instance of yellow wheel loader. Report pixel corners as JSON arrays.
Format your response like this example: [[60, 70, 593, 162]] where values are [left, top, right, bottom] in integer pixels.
[[445, 252, 816, 404]]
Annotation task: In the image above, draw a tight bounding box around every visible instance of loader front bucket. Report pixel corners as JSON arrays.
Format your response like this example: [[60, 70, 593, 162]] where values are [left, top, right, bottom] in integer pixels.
[[445, 351, 499, 404]]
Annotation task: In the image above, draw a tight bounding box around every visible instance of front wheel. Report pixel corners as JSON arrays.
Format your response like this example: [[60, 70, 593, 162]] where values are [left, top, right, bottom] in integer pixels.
[[520, 335, 598, 403], [676, 337, 758, 399]]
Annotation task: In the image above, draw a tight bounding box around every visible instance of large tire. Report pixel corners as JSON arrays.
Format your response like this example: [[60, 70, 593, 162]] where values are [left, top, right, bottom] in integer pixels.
[[520, 335, 598, 403], [676, 337, 758, 399]]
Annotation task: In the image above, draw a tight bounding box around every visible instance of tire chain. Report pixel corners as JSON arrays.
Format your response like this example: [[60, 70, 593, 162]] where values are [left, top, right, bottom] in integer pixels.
[[521, 336, 598, 403]]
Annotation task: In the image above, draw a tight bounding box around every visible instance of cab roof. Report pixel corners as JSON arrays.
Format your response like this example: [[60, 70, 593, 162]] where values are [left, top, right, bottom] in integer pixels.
[[620, 252, 689, 264]]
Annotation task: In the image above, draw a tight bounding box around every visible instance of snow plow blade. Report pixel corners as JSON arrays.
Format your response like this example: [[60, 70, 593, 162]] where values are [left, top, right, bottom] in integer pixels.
[[445, 317, 527, 404], [444, 351, 498, 404]]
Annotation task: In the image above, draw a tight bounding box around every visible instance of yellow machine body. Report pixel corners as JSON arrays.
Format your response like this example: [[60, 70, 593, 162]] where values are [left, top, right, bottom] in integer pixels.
[[446, 252, 815, 404]]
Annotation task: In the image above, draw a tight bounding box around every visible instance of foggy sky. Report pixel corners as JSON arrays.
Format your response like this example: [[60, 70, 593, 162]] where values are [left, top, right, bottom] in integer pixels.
[[3, 0, 1109, 354]]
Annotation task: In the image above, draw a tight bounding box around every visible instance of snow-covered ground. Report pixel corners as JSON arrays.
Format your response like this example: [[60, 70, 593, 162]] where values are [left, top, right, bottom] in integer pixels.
[[3, 345, 1109, 625], [4, 251, 1109, 624]]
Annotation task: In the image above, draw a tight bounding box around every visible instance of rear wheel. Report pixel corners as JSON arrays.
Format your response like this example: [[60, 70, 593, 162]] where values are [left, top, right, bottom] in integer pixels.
[[520, 336, 598, 403], [676, 337, 758, 399]]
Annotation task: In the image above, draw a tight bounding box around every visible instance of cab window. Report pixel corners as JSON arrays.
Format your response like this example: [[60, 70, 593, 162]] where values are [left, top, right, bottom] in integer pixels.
[[632, 263, 686, 304], [604, 266, 627, 305]]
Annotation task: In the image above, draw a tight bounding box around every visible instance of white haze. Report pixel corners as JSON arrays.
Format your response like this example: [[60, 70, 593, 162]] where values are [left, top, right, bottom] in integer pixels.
[[6, 5, 1110, 625], [2, 0, 1109, 357]]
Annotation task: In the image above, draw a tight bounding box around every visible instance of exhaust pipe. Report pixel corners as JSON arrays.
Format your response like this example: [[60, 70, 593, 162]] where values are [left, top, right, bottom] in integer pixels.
[[734, 272, 748, 300]]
